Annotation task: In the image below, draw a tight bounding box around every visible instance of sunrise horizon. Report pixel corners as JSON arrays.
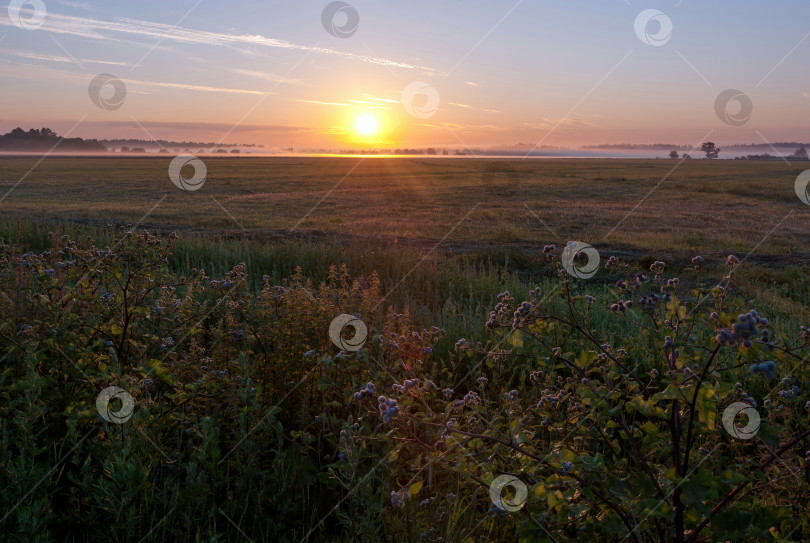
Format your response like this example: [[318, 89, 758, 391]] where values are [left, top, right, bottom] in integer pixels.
[[1, 2, 808, 153]]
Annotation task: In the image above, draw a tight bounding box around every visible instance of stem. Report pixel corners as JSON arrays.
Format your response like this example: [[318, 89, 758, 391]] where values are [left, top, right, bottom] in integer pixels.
[[687, 428, 810, 543]]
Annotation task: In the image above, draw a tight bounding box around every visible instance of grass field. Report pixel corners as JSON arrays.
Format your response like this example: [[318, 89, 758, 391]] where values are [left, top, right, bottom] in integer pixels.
[[2, 156, 810, 541], [1, 156, 808, 259]]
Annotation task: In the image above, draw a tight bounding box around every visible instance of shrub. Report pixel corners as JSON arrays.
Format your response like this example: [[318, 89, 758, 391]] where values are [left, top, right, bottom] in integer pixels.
[[0, 230, 808, 541]]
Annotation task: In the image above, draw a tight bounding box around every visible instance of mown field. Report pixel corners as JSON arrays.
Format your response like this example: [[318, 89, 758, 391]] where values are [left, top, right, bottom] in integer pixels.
[[1, 156, 808, 255], [1, 157, 809, 542]]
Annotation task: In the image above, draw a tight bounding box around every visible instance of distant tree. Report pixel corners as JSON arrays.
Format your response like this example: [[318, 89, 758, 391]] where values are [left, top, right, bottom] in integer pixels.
[[442, 149, 449, 156], [120, 146, 129, 152], [669, 150, 679, 159], [683, 153, 691, 159], [426, 148, 437, 155], [701, 142, 720, 159], [792, 147, 809, 160]]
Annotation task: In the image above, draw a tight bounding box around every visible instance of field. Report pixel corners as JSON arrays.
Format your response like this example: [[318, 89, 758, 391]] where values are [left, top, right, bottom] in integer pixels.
[[1, 157, 809, 542], [1, 156, 808, 255]]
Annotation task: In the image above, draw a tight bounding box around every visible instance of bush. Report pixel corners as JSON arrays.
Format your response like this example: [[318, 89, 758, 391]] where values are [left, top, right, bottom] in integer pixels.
[[0, 231, 808, 541]]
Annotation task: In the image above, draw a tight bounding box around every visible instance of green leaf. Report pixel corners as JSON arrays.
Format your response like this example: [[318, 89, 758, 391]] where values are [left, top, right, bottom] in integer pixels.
[[652, 384, 681, 402], [509, 330, 523, 348], [694, 386, 716, 430]]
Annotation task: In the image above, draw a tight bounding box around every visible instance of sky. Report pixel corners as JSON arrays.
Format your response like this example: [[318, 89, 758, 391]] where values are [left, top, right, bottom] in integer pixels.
[[0, 0, 808, 151]]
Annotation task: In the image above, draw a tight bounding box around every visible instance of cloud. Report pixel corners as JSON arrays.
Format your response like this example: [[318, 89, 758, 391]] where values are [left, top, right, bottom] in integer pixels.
[[295, 99, 350, 107], [52, 0, 93, 9], [0, 10, 440, 72], [524, 117, 600, 130], [232, 69, 302, 85], [87, 120, 303, 133], [0, 48, 127, 66], [0, 60, 271, 96], [365, 97, 400, 104]]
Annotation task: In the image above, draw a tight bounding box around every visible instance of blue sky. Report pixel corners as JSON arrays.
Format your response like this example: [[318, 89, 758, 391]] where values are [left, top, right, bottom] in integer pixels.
[[0, 0, 808, 150]]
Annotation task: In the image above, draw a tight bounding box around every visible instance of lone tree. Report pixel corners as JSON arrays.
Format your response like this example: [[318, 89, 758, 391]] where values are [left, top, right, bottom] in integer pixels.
[[792, 147, 808, 160], [701, 141, 720, 159], [669, 150, 679, 159]]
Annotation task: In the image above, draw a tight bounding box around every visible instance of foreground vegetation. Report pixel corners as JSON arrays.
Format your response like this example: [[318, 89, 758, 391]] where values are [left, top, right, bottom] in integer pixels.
[[1, 223, 809, 542]]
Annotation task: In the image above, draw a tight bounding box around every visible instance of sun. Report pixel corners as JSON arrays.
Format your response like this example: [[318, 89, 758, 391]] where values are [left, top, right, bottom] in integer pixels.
[[355, 114, 378, 137]]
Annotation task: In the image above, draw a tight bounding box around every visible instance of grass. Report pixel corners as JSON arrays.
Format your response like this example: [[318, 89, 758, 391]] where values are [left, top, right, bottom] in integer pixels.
[[0, 156, 808, 258], [1, 157, 810, 541]]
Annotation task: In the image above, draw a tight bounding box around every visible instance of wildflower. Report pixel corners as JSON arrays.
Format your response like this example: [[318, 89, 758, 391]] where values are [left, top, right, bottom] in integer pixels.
[[403, 378, 419, 390], [304, 350, 315, 358], [391, 491, 405, 507], [442, 388, 454, 399], [378, 396, 399, 423], [561, 461, 573, 474], [726, 254, 740, 268], [477, 377, 488, 388]]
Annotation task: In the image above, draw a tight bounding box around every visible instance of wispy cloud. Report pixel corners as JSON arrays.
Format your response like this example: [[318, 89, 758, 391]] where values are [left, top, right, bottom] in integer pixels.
[[232, 68, 302, 85], [1, 48, 127, 66], [52, 0, 93, 9], [0, 60, 271, 96], [87, 120, 302, 133], [524, 117, 599, 130], [123, 76, 269, 96], [0, 10, 439, 72], [295, 99, 350, 107]]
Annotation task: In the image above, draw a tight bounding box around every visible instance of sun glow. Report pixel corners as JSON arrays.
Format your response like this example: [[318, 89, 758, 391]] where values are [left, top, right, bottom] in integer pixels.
[[354, 114, 378, 136]]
